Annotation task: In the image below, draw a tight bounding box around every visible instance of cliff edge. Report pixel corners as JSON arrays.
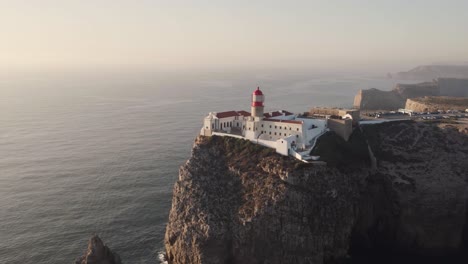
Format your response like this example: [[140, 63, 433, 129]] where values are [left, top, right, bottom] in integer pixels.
[[354, 78, 468, 110], [165, 122, 468, 263]]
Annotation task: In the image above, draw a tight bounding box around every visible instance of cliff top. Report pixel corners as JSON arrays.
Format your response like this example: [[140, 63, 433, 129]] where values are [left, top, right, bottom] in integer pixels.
[[410, 96, 468, 107]]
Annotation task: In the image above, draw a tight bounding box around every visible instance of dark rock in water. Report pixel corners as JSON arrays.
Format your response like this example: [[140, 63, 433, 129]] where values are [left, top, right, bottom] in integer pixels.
[[75, 235, 122, 264], [164, 122, 468, 264]]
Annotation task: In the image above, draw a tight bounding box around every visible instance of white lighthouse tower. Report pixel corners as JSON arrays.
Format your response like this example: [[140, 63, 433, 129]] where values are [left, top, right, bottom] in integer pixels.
[[251, 87, 265, 121]]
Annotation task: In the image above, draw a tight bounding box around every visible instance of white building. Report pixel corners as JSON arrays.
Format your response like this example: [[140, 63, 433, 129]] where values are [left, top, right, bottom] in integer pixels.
[[200, 87, 328, 161]]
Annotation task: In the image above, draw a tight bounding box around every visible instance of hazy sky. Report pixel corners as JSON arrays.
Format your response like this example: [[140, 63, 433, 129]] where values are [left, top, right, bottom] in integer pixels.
[[1, 0, 468, 71]]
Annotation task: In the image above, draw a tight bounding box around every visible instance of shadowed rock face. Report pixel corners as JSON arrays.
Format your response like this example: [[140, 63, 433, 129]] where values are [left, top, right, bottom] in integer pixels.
[[75, 235, 122, 264], [352, 122, 468, 256], [164, 122, 468, 264]]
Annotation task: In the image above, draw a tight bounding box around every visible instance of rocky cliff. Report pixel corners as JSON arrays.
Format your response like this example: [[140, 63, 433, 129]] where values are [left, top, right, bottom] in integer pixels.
[[164, 122, 468, 263], [75, 235, 122, 264], [354, 78, 467, 110], [405, 96, 468, 112], [354, 88, 408, 110]]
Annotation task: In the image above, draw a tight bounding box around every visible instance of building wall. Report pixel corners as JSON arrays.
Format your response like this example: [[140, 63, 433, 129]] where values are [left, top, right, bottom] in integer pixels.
[[338, 109, 360, 122], [257, 121, 304, 146], [201, 111, 329, 157], [327, 118, 353, 141], [309, 107, 360, 125], [296, 118, 327, 144], [275, 135, 296, 156], [218, 117, 236, 132]]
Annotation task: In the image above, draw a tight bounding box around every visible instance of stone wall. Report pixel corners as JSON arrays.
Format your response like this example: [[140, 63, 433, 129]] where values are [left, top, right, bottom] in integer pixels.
[[327, 118, 353, 141]]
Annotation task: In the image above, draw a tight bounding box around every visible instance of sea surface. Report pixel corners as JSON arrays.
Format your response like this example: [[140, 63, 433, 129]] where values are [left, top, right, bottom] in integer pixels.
[[0, 69, 402, 263]]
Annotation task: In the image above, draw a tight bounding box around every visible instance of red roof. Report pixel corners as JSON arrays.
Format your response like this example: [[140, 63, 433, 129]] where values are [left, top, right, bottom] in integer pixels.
[[253, 87, 263, 95], [216, 110, 251, 119], [263, 118, 303, 124], [216, 111, 239, 118], [237, 110, 251, 116]]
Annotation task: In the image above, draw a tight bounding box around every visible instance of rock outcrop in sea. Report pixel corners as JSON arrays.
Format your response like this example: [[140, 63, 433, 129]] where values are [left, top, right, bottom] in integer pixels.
[[75, 235, 122, 264], [164, 121, 468, 264]]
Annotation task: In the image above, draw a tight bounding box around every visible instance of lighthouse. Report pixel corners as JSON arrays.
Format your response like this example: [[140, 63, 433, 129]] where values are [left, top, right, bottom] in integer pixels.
[[251, 87, 265, 120]]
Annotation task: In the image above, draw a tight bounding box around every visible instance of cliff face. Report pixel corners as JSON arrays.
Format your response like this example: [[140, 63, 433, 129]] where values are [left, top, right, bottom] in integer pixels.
[[352, 122, 468, 255], [353, 88, 403, 110], [354, 78, 467, 110], [165, 136, 365, 264], [75, 235, 122, 264], [405, 96, 468, 112], [164, 122, 468, 263], [394, 82, 439, 98]]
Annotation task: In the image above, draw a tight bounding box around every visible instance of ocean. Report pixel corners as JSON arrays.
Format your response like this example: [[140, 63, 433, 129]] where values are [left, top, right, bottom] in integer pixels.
[[0, 69, 400, 263]]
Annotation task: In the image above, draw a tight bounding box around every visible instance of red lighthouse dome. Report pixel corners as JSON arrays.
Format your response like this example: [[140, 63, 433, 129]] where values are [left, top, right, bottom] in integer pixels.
[[251, 87, 264, 107], [253, 87, 263, 95]]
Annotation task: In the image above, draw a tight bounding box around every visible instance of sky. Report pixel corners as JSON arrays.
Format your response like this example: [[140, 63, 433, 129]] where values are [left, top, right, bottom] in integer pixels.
[[1, 0, 468, 72]]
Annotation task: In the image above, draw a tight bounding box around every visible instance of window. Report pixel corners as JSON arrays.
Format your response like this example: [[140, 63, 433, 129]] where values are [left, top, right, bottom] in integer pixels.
[[297, 128, 299, 131], [270, 125, 272, 128], [269, 132, 271, 135], [289, 127, 291, 130], [261, 124, 264, 127], [280, 126, 282, 129], [206, 126, 208, 129], [296, 135, 299, 138], [230, 122, 232, 127], [274, 132, 277, 135], [249, 127, 251, 130], [275, 126, 277, 129]]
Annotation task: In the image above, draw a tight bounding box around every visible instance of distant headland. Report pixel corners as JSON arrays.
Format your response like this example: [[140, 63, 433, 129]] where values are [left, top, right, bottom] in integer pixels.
[[388, 64, 468, 80]]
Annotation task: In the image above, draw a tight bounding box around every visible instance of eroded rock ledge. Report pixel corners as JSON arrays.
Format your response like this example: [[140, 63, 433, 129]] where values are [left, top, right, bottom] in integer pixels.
[[165, 122, 468, 264], [75, 235, 122, 264]]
